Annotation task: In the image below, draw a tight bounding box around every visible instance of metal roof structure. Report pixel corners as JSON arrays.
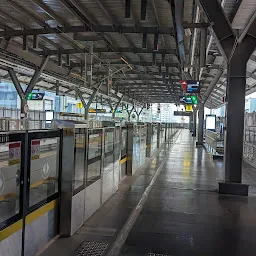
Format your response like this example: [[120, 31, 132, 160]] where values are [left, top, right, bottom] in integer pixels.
[[0, 0, 255, 109]]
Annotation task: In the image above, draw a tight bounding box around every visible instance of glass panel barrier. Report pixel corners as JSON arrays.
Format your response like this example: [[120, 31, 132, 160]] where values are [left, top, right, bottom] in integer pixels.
[[104, 129, 114, 174], [102, 128, 115, 204], [87, 129, 102, 186], [29, 136, 60, 207], [160, 125, 165, 145], [73, 128, 86, 192], [151, 124, 158, 152], [120, 127, 127, 178], [133, 126, 140, 171], [139, 125, 147, 166], [0, 134, 23, 226], [114, 128, 121, 172]]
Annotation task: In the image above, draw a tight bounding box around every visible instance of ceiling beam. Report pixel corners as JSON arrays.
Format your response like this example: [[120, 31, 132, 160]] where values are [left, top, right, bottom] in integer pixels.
[[70, 61, 180, 68], [114, 77, 180, 82], [97, 71, 180, 76], [116, 82, 181, 87], [0, 23, 209, 38], [229, 0, 243, 24], [198, 0, 236, 60], [38, 47, 177, 55]]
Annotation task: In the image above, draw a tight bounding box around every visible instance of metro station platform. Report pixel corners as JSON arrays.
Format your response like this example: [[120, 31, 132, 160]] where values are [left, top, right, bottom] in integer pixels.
[[41, 130, 256, 256]]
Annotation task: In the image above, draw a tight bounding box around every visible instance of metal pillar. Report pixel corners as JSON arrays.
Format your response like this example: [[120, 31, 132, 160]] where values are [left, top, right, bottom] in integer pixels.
[[136, 104, 145, 122], [8, 56, 49, 124], [112, 96, 124, 119], [88, 45, 93, 87], [157, 123, 161, 148], [192, 110, 197, 137], [164, 123, 168, 141], [146, 123, 152, 157], [189, 115, 193, 132], [196, 103, 204, 146], [224, 56, 247, 183], [59, 128, 75, 237], [126, 123, 134, 176], [127, 106, 134, 122], [199, 27, 207, 67]]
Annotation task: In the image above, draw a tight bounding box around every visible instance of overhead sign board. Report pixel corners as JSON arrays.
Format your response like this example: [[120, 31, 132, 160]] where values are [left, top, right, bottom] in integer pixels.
[[180, 80, 187, 92], [186, 80, 200, 93], [179, 95, 198, 105], [185, 105, 193, 112], [88, 108, 106, 113], [27, 92, 45, 100], [174, 111, 192, 116], [179, 80, 200, 94], [206, 115, 216, 131], [77, 102, 83, 109], [59, 112, 84, 117]]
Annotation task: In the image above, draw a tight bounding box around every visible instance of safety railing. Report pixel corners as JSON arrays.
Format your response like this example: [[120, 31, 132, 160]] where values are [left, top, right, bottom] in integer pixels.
[[243, 141, 256, 167], [205, 129, 224, 155], [151, 124, 158, 153]]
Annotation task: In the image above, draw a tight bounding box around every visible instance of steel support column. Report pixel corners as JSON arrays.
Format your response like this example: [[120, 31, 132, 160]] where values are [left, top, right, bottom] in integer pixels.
[[221, 37, 256, 195], [189, 115, 193, 132], [196, 103, 204, 146], [164, 123, 168, 141], [192, 109, 197, 137], [146, 123, 152, 157], [25, 56, 49, 95], [224, 49, 248, 184], [84, 89, 98, 120], [8, 69, 27, 121], [88, 45, 93, 87], [127, 106, 134, 122], [112, 96, 124, 119], [157, 123, 161, 148], [136, 104, 145, 122], [126, 123, 134, 176]]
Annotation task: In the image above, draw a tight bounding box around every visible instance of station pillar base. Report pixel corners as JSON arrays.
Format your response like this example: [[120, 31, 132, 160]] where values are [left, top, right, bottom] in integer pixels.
[[218, 182, 249, 196], [196, 141, 204, 147]]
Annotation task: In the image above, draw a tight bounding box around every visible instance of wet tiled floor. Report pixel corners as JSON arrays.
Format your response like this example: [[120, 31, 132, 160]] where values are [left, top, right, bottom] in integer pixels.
[[41, 130, 256, 256], [120, 130, 256, 256]]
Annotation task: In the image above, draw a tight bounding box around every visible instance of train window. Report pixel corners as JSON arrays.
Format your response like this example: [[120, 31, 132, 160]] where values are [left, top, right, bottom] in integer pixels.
[[29, 137, 60, 207], [0, 140, 21, 224]]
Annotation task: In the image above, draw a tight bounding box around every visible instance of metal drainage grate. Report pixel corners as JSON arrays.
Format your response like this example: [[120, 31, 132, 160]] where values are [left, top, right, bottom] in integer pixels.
[[75, 241, 108, 256]]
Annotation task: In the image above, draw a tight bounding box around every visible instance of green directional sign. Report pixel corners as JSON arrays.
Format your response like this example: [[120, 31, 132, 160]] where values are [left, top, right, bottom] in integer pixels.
[[26, 93, 33, 100], [180, 95, 198, 105], [190, 95, 198, 105]]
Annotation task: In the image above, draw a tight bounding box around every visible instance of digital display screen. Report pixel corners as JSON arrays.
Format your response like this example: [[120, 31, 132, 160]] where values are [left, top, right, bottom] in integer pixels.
[[45, 111, 54, 124], [89, 108, 106, 113], [179, 95, 198, 105], [186, 80, 200, 93], [206, 115, 216, 131], [27, 92, 45, 100]]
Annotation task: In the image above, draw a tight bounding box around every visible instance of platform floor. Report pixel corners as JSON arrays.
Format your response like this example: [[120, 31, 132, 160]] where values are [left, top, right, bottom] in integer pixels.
[[41, 130, 256, 256]]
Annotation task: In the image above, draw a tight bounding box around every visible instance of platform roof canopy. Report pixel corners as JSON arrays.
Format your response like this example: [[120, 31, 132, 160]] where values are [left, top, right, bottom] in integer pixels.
[[0, 0, 255, 109]]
